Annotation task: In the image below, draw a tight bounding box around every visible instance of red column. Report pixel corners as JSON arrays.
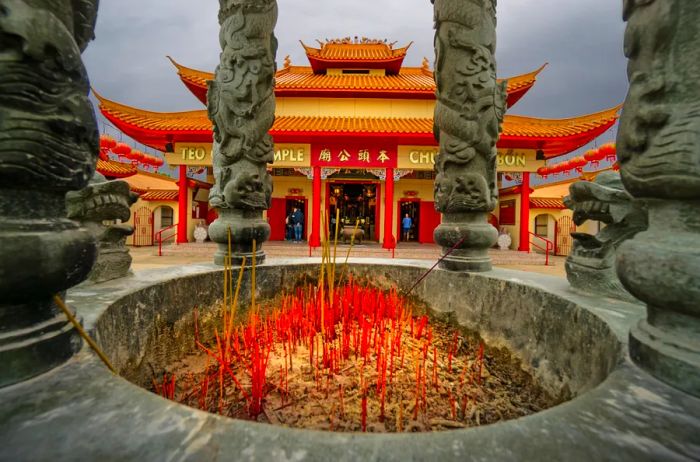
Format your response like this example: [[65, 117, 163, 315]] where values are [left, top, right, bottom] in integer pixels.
[[518, 172, 531, 251], [309, 166, 321, 248], [177, 165, 189, 244], [383, 168, 396, 249]]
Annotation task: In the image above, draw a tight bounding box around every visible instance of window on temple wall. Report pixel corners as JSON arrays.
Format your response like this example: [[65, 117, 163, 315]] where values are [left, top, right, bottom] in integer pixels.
[[160, 206, 174, 228], [535, 214, 548, 237], [499, 200, 516, 225]]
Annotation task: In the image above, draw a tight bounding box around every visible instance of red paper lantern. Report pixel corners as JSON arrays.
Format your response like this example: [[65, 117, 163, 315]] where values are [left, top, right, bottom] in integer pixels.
[[537, 166, 548, 178], [570, 156, 587, 172], [113, 142, 131, 157], [99, 135, 117, 151], [154, 157, 164, 167], [598, 143, 617, 161], [583, 149, 598, 162]]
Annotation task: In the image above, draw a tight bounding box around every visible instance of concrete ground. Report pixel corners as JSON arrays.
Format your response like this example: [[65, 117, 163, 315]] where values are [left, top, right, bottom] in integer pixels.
[[130, 242, 567, 277]]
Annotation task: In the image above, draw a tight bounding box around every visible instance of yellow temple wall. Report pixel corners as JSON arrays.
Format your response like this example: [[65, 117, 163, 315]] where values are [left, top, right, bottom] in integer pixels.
[[124, 198, 181, 246], [276, 97, 434, 119], [498, 192, 521, 249], [532, 180, 573, 199]]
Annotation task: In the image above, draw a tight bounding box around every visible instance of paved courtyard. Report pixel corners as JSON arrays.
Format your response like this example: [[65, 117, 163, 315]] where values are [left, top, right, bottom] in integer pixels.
[[130, 242, 567, 277]]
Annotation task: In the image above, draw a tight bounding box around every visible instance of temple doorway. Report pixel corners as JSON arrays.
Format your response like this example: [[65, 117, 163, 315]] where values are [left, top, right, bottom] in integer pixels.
[[398, 200, 420, 242], [285, 197, 307, 242], [328, 182, 378, 241]]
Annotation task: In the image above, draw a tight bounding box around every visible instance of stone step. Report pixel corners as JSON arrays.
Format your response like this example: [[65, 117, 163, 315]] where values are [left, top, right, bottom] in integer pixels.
[[149, 242, 551, 266]]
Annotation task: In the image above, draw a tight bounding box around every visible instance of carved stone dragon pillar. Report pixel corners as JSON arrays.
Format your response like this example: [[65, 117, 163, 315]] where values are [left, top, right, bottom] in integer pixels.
[[0, 0, 100, 387], [617, 0, 700, 396], [431, 0, 507, 272], [207, 0, 277, 266]]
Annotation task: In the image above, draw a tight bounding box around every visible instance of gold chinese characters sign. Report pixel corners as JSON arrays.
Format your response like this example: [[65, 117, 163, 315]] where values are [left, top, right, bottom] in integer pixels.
[[397, 146, 545, 172], [312, 146, 396, 167], [166, 143, 311, 167]]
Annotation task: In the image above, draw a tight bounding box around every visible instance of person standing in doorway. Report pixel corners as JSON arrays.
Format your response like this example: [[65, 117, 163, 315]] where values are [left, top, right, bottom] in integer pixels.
[[285, 211, 293, 241], [292, 207, 304, 242], [402, 213, 413, 242]]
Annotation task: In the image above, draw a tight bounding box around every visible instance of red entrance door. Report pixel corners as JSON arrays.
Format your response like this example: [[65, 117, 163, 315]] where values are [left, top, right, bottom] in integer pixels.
[[268, 198, 286, 241], [419, 201, 441, 244]]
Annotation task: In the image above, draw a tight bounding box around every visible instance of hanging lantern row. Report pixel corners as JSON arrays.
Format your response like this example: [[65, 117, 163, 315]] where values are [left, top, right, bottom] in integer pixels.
[[99, 134, 164, 169], [537, 143, 617, 179]]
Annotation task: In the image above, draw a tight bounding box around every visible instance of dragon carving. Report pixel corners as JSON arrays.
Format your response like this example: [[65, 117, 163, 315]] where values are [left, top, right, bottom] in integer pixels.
[[563, 172, 647, 302], [431, 0, 506, 271], [207, 0, 278, 265], [66, 173, 139, 283], [0, 0, 100, 385]]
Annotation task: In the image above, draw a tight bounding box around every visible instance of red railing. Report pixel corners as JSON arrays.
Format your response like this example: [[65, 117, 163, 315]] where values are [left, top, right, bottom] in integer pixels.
[[156, 223, 178, 256], [529, 232, 554, 266]]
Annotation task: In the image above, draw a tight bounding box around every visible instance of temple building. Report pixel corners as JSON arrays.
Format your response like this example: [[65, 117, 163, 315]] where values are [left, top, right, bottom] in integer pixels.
[[95, 38, 619, 251]]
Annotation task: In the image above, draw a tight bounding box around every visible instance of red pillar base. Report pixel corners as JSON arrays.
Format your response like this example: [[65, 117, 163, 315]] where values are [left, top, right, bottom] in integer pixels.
[[177, 165, 189, 244], [309, 166, 321, 248], [383, 168, 396, 249], [518, 172, 531, 252]]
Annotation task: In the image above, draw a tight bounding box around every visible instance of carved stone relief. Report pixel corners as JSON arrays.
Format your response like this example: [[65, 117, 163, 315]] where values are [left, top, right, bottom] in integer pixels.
[[431, 0, 506, 271], [0, 0, 100, 387], [617, 0, 700, 397], [207, 0, 278, 266], [564, 171, 647, 302]]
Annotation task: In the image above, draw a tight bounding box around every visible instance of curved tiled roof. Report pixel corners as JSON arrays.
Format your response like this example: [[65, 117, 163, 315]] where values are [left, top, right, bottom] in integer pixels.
[[300, 40, 412, 61], [140, 190, 179, 201], [95, 91, 620, 158], [502, 107, 620, 138], [530, 198, 566, 209], [167, 57, 545, 106], [96, 159, 137, 178]]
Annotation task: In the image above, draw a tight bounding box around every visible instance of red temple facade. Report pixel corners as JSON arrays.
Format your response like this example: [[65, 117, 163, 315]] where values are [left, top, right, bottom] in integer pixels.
[[96, 38, 619, 250]]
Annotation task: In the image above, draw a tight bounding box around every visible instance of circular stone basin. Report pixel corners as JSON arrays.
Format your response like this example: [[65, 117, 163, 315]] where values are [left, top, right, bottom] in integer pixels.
[[92, 262, 623, 433]]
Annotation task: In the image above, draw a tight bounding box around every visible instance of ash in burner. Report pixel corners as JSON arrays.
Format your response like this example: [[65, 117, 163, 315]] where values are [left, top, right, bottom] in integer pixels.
[[153, 279, 557, 432]]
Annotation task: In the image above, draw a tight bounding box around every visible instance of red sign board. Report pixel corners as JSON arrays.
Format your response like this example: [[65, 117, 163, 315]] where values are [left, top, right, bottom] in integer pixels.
[[311, 144, 397, 168]]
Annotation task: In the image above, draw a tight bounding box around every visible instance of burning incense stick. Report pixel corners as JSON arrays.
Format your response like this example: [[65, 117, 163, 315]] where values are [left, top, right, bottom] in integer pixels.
[[53, 294, 116, 374]]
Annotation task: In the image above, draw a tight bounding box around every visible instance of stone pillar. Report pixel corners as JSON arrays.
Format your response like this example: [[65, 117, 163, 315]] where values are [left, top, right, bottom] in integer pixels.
[[207, 0, 277, 266], [617, 0, 700, 396], [177, 165, 189, 244], [518, 173, 531, 252], [0, 0, 100, 387], [432, 0, 507, 272], [310, 166, 322, 247], [383, 168, 396, 249]]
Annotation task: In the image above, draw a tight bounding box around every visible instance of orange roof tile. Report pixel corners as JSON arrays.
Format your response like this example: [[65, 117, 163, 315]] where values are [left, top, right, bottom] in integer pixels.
[[168, 58, 544, 106], [502, 106, 620, 139], [140, 190, 179, 201], [301, 39, 412, 61], [96, 91, 619, 158], [275, 66, 435, 92], [530, 198, 566, 209], [96, 158, 137, 178]]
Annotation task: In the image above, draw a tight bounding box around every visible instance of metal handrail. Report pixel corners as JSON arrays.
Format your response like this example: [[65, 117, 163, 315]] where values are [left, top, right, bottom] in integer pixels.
[[529, 231, 554, 266], [156, 223, 178, 256]]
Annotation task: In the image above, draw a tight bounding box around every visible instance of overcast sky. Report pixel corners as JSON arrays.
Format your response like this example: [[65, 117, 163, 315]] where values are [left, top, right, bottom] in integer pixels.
[[83, 0, 628, 180]]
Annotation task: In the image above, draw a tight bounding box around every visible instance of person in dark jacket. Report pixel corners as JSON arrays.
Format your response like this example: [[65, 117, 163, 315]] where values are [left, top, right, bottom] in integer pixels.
[[291, 207, 304, 242]]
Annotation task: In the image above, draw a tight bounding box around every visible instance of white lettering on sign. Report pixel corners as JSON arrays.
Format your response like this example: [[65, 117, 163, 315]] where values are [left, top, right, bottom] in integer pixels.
[[409, 150, 437, 165], [497, 154, 527, 168], [181, 146, 209, 161], [274, 148, 305, 163]]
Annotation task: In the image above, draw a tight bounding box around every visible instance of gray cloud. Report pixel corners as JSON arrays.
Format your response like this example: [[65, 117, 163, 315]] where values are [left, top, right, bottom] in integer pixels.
[[84, 0, 628, 180]]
